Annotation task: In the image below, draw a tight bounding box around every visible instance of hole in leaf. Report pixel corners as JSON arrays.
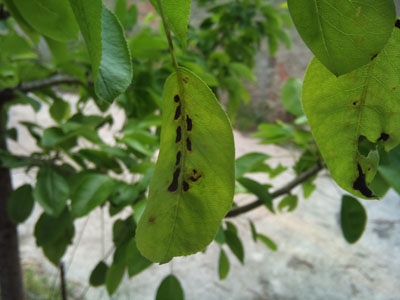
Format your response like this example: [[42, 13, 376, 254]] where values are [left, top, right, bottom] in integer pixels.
[[168, 168, 180, 192], [377, 133, 389, 142], [353, 164, 375, 198], [358, 135, 376, 157], [176, 126, 181, 143]]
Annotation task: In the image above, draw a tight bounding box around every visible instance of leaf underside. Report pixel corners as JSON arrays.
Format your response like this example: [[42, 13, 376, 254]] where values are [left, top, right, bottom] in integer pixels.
[[302, 27, 400, 199], [136, 67, 235, 263], [288, 0, 396, 76]]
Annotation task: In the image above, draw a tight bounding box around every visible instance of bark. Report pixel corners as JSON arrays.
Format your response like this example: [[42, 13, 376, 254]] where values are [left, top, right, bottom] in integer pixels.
[[0, 103, 24, 299]]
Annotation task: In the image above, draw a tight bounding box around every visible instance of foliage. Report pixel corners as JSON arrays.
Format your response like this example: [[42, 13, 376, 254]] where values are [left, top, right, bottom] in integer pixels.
[[0, 0, 399, 298]]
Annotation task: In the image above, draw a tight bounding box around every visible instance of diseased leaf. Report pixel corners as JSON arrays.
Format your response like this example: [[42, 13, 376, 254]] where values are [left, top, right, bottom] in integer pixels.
[[90, 261, 108, 287], [136, 68, 235, 263], [302, 28, 400, 199], [218, 248, 230, 280], [341, 195, 367, 244], [13, 0, 79, 41], [257, 234, 278, 251], [156, 274, 184, 300], [33, 167, 69, 217], [288, 0, 396, 75], [69, 0, 132, 102], [7, 184, 34, 223], [70, 174, 115, 218]]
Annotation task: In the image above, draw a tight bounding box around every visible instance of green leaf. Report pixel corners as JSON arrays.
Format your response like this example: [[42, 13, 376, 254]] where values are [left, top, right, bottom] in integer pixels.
[[257, 234, 278, 251], [90, 261, 108, 287], [340, 195, 367, 244], [136, 68, 235, 263], [281, 77, 303, 116], [160, 0, 192, 48], [238, 177, 274, 213], [69, 0, 132, 102], [214, 226, 225, 244], [302, 178, 317, 199], [70, 174, 115, 218], [156, 274, 184, 300], [249, 220, 257, 242], [7, 184, 34, 223], [50, 98, 70, 122], [224, 229, 244, 264], [218, 248, 230, 280], [105, 262, 125, 295], [378, 146, 400, 194], [126, 239, 152, 277], [288, 0, 396, 76], [13, 0, 79, 41], [302, 28, 400, 199], [235, 152, 270, 179], [278, 195, 298, 212], [33, 167, 69, 217], [34, 209, 72, 246]]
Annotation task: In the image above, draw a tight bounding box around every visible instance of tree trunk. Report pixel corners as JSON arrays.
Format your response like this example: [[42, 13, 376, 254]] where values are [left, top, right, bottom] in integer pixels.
[[0, 104, 24, 299]]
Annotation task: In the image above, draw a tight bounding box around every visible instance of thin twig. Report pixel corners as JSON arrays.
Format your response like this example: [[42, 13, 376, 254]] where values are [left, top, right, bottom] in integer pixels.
[[59, 262, 67, 300], [225, 163, 324, 218]]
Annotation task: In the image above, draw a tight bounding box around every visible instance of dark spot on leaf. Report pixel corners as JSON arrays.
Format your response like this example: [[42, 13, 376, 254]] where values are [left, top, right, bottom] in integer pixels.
[[148, 216, 156, 224], [189, 175, 202, 182], [186, 115, 192, 131], [168, 168, 180, 192], [174, 94, 180, 102], [183, 181, 189, 191], [193, 169, 197, 174], [176, 126, 181, 143], [183, 77, 189, 84], [186, 137, 192, 151], [392, 87, 397, 91], [174, 105, 181, 120], [377, 133, 389, 142], [370, 54, 378, 61], [395, 19, 400, 29], [352, 101, 358, 106], [353, 164, 375, 198], [175, 151, 181, 165]]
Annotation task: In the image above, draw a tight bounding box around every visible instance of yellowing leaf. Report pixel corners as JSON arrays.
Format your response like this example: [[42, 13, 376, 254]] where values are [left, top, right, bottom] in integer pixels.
[[136, 68, 235, 263]]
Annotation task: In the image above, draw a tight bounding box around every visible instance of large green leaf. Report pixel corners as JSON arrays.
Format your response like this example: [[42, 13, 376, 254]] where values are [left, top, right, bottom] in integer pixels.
[[340, 195, 367, 244], [7, 184, 34, 223], [33, 167, 70, 217], [13, 0, 79, 42], [70, 173, 115, 218], [288, 0, 396, 76], [69, 0, 132, 102], [156, 274, 184, 300], [302, 28, 400, 199], [136, 68, 235, 263]]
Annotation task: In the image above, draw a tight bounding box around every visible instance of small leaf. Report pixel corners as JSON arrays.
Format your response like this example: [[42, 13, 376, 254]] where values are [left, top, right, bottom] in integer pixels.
[[235, 152, 270, 179], [238, 177, 274, 213], [281, 78, 303, 116], [33, 167, 69, 217], [156, 274, 184, 300], [90, 261, 109, 287], [302, 28, 400, 199], [69, 0, 132, 102], [50, 98, 70, 122], [13, 0, 79, 41], [257, 234, 278, 251], [136, 68, 235, 263], [214, 226, 225, 244], [278, 195, 298, 212], [70, 174, 115, 218], [7, 184, 34, 223], [224, 230, 244, 264], [126, 239, 152, 277], [42, 222, 74, 266], [288, 0, 396, 75], [341, 195, 367, 244], [105, 262, 125, 295], [218, 248, 230, 280], [248, 220, 257, 242]]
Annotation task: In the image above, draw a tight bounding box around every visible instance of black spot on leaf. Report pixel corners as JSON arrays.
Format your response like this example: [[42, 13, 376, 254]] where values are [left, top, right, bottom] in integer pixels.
[[168, 168, 180, 192], [174, 105, 181, 120], [186, 137, 192, 151], [353, 164, 375, 198], [370, 54, 378, 61], [175, 151, 181, 165], [377, 133, 389, 142], [186, 115, 192, 131], [176, 126, 181, 143], [189, 175, 202, 182], [148, 216, 156, 224], [174, 95, 180, 102], [395, 19, 400, 29], [352, 101, 358, 106], [193, 169, 197, 174], [183, 181, 189, 191]]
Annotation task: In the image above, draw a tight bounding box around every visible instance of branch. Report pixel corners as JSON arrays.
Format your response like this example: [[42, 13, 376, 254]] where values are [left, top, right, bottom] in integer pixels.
[[225, 163, 324, 218], [0, 75, 83, 103]]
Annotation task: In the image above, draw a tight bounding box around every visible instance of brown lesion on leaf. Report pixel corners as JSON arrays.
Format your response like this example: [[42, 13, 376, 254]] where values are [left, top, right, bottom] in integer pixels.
[[168, 168, 180, 192], [174, 94, 180, 102], [353, 164, 375, 198], [176, 126, 182, 143], [183, 181, 189, 191], [352, 101, 358, 106], [370, 54, 378, 61], [183, 77, 189, 84], [395, 19, 400, 29], [148, 216, 156, 224], [377, 133, 389, 142], [174, 105, 181, 120], [186, 137, 192, 151], [186, 115, 192, 131], [175, 151, 181, 165]]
